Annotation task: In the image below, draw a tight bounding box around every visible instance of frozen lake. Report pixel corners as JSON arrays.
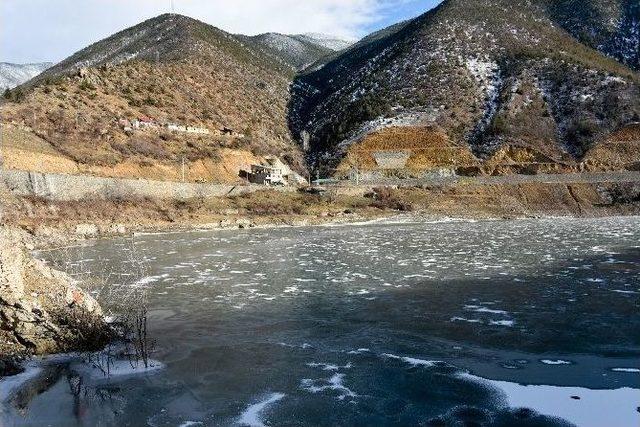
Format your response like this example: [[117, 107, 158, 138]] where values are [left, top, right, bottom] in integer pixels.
[[2, 217, 639, 426]]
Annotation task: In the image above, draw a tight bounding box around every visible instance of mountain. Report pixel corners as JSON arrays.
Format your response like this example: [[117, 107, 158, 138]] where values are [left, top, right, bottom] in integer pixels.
[[0, 62, 52, 90], [3, 4, 638, 183], [1, 14, 306, 182], [544, 0, 640, 70], [290, 0, 640, 175], [242, 32, 353, 70], [300, 33, 354, 51]]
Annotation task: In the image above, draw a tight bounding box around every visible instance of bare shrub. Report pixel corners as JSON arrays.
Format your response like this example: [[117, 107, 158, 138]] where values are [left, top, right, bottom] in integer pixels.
[[50, 237, 155, 375], [369, 187, 414, 212], [128, 138, 171, 160], [232, 191, 317, 215]]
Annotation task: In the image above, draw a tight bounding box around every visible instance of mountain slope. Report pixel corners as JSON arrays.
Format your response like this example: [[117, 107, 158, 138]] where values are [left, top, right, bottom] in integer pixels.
[[1, 14, 306, 181], [544, 0, 640, 70], [300, 33, 354, 51], [290, 0, 640, 174], [0, 62, 52, 90], [242, 33, 353, 70]]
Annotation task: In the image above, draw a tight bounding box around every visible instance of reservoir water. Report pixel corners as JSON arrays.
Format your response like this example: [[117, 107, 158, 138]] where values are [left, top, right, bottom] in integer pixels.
[[2, 217, 639, 426]]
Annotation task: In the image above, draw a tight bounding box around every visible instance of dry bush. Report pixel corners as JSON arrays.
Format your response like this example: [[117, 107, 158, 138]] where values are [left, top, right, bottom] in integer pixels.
[[50, 238, 156, 374], [128, 138, 172, 160], [369, 187, 414, 212], [231, 191, 320, 216]]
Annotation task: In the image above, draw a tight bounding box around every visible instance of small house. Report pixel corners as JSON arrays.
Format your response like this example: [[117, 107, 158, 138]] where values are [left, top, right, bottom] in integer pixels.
[[185, 126, 210, 135], [118, 118, 133, 133], [133, 116, 158, 130], [246, 156, 306, 186], [248, 164, 285, 185], [166, 123, 187, 132]]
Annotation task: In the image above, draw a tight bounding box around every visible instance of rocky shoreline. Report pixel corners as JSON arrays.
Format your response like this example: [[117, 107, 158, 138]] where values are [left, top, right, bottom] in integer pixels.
[[0, 227, 112, 377], [2, 179, 638, 248]]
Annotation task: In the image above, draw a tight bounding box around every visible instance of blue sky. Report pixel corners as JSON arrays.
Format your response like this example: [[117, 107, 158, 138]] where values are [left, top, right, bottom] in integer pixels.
[[1, 0, 442, 64], [368, 0, 441, 33]]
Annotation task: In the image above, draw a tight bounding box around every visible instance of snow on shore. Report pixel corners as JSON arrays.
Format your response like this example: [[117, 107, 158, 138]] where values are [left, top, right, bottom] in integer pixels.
[[458, 372, 640, 427]]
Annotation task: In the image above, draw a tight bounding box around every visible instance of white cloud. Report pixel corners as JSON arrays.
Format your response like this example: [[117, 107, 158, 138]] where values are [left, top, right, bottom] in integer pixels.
[[178, 0, 386, 39], [1, 0, 426, 63]]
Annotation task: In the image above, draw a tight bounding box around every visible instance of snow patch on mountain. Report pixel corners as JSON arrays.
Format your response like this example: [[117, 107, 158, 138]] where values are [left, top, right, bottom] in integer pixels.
[[0, 62, 52, 90], [299, 33, 355, 51], [466, 57, 503, 148]]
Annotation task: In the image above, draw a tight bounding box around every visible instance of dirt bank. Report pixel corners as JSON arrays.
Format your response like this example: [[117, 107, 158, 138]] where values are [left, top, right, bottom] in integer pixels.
[[2, 180, 639, 248], [0, 227, 111, 374]]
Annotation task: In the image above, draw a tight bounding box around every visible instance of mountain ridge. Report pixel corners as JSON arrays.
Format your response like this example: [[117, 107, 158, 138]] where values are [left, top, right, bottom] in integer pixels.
[[239, 32, 352, 71], [0, 62, 52, 90], [2, 3, 638, 183], [290, 0, 640, 174], [544, 0, 640, 70], [1, 14, 307, 182]]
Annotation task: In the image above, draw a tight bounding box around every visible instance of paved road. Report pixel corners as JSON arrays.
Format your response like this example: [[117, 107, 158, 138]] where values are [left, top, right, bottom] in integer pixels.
[[340, 171, 640, 188]]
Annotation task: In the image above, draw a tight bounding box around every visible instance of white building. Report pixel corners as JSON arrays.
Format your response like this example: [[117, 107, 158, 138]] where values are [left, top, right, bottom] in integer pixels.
[[165, 123, 210, 135], [247, 156, 306, 186], [249, 164, 285, 185]]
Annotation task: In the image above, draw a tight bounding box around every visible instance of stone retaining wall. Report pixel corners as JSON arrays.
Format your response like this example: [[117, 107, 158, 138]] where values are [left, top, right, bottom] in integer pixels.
[[3, 169, 638, 202], [0, 169, 295, 201]]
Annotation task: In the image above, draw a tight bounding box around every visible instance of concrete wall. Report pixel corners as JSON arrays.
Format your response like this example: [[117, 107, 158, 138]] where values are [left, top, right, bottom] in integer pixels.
[[0, 169, 295, 201], [372, 151, 411, 169]]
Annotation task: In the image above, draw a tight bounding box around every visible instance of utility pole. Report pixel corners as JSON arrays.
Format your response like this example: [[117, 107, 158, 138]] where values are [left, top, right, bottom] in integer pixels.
[[0, 121, 3, 223], [0, 121, 4, 173]]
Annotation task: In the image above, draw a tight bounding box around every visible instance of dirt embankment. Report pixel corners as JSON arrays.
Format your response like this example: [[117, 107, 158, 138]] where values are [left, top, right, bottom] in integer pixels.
[[396, 181, 640, 218], [0, 123, 269, 183], [0, 227, 111, 374], [2, 179, 639, 247]]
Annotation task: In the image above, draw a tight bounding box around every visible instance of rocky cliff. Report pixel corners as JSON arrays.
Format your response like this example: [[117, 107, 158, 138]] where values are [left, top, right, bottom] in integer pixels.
[[0, 227, 109, 370]]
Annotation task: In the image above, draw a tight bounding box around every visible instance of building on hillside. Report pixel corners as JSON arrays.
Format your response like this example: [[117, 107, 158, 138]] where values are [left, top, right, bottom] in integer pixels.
[[166, 123, 188, 132], [248, 164, 285, 186], [220, 127, 245, 138], [246, 156, 306, 186], [165, 123, 210, 135], [118, 119, 134, 132], [122, 118, 210, 135], [185, 126, 210, 135], [132, 116, 158, 130]]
